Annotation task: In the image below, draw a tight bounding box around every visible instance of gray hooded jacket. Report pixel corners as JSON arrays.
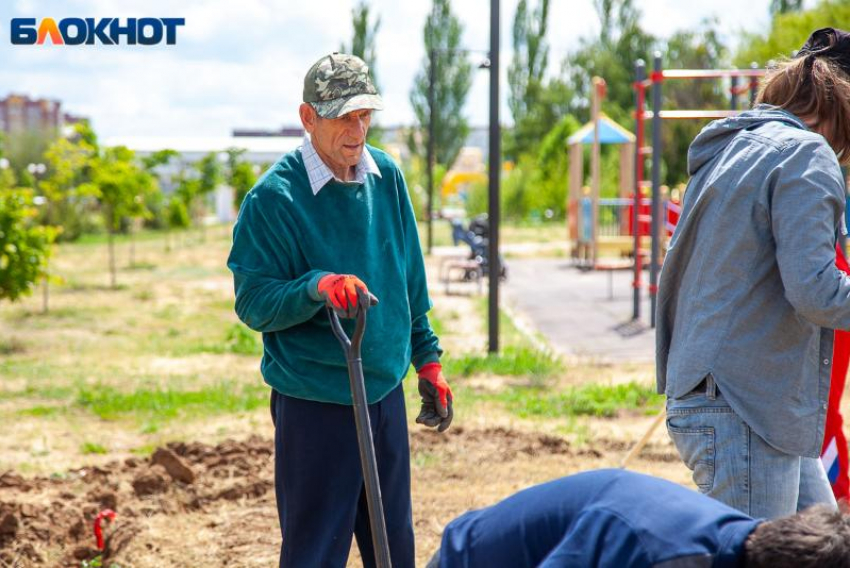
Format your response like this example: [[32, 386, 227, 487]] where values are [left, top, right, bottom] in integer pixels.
[[656, 105, 849, 457]]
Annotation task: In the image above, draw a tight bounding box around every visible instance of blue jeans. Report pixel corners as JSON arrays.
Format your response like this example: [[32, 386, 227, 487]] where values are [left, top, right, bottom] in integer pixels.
[[666, 377, 836, 519]]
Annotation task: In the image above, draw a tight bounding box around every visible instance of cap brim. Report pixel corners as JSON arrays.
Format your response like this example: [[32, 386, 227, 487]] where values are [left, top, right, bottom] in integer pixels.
[[313, 93, 384, 119]]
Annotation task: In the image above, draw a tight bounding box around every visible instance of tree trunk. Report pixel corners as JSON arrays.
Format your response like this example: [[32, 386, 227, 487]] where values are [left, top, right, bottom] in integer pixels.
[[129, 225, 136, 268], [42, 274, 49, 314], [108, 228, 117, 289]]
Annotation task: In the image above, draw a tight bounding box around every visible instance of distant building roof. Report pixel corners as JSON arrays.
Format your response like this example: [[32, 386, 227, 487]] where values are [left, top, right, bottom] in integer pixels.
[[233, 127, 305, 137], [567, 114, 635, 145], [102, 135, 302, 155]]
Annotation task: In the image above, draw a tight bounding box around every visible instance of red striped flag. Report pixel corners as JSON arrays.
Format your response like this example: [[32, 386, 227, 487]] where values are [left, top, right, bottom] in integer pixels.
[[821, 244, 850, 501]]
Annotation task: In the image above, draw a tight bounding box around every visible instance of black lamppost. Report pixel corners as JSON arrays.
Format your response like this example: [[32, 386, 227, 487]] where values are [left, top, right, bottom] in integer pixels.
[[487, 0, 500, 353], [424, 2, 499, 353]]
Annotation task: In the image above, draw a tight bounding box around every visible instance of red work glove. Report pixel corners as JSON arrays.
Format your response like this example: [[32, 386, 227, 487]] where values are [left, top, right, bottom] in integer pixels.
[[416, 362, 453, 432], [317, 274, 378, 318]]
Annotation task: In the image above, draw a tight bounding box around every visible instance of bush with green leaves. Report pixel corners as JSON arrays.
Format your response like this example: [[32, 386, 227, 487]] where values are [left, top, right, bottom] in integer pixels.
[[0, 189, 56, 302]]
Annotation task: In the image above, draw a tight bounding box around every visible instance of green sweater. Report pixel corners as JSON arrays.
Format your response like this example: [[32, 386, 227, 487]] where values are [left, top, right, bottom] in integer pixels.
[[227, 145, 441, 405]]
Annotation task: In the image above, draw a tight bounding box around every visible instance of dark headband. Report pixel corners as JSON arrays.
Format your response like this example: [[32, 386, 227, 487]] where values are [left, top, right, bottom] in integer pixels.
[[795, 27, 850, 76]]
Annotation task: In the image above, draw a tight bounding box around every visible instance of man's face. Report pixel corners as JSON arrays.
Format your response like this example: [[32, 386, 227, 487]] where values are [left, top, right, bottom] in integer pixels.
[[301, 104, 372, 176]]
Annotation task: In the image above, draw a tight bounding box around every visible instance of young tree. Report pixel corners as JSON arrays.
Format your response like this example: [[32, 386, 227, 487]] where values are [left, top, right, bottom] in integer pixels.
[[342, 1, 383, 145], [220, 147, 258, 212], [409, 0, 473, 169], [0, 189, 55, 303], [231, 162, 258, 211], [87, 146, 152, 288], [505, 0, 551, 159], [342, 1, 381, 89], [140, 148, 178, 247], [39, 135, 96, 241], [194, 152, 223, 240]]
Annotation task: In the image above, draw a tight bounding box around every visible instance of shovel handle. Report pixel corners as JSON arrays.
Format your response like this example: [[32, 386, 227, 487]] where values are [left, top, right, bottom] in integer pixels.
[[328, 288, 370, 358]]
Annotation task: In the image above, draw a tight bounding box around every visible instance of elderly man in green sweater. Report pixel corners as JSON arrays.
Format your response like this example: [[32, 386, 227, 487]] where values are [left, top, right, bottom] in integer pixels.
[[227, 53, 451, 568]]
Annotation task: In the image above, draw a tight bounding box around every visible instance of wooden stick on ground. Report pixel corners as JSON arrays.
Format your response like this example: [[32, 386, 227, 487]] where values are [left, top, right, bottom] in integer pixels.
[[620, 408, 666, 469]]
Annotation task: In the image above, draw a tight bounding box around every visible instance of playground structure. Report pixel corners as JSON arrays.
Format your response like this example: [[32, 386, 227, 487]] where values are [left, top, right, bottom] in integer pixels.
[[632, 55, 764, 327], [567, 107, 636, 267], [569, 58, 766, 328]]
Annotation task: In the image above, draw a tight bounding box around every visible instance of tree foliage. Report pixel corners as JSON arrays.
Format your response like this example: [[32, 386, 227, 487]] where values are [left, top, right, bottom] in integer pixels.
[[221, 148, 258, 211], [409, 0, 473, 168], [562, 0, 655, 123], [0, 189, 55, 302], [735, 0, 850, 67], [770, 0, 803, 17], [38, 132, 97, 241], [342, 1, 381, 89], [661, 21, 728, 184], [505, 0, 554, 159], [85, 145, 156, 286], [342, 1, 383, 146]]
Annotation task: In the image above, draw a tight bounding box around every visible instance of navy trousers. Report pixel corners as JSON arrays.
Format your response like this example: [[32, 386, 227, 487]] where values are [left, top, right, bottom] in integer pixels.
[[271, 384, 415, 568]]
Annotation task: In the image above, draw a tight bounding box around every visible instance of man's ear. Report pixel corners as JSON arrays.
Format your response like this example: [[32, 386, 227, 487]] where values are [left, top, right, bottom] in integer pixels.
[[299, 103, 316, 134]]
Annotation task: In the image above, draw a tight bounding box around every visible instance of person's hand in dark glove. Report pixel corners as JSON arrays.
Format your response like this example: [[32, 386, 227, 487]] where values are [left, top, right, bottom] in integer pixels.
[[317, 274, 378, 318], [416, 362, 453, 432]]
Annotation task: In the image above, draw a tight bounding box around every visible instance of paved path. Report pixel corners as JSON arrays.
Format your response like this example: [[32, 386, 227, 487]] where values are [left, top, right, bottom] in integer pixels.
[[501, 258, 656, 363]]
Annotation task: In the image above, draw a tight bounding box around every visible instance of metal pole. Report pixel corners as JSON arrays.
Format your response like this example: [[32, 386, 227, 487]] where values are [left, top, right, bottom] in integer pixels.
[[730, 74, 739, 111], [488, 0, 500, 353], [650, 53, 662, 329], [749, 62, 760, 108], [427, 48, 436, 255], [590, 77, 602, 268], [633, 60, 645, 322]]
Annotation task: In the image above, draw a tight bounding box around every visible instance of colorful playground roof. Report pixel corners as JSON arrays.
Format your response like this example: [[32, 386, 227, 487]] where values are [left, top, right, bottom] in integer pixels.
[[567, 114, 636, 145]]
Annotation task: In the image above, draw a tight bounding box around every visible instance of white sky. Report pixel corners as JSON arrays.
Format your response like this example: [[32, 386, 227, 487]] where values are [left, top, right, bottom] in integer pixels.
[[0, 0, 808, 138]]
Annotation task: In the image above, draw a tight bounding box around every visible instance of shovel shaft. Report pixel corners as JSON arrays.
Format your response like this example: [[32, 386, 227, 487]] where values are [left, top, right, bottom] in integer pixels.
[[328, 297, 392, 568], [348, 355, 392, 568]]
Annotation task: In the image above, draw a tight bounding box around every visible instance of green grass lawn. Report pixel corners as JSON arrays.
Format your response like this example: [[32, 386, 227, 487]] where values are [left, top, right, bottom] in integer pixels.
[[0, 223, 653, 473]]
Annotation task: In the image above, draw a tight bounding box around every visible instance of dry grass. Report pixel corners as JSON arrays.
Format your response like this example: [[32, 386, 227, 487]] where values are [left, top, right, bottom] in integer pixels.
[[0, 224, 696, 567]]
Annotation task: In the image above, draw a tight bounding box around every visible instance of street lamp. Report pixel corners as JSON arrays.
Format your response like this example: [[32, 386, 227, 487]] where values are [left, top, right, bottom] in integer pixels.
[[27, 162, 46, 176], [487, 0, 500, 353]]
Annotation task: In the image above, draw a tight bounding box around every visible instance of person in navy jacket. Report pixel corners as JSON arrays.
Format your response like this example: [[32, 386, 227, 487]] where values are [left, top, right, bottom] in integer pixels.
[[427, 469, 850, 568]]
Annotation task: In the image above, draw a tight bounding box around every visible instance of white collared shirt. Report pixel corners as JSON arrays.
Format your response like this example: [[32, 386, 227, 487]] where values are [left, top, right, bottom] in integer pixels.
[[300, 135, 382, 195]]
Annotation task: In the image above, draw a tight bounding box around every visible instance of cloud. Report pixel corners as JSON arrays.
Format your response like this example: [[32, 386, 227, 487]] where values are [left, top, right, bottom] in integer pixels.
[[0, 0, 811, 139]]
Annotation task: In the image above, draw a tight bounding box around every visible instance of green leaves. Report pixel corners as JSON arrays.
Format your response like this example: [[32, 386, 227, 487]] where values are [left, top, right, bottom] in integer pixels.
[[0, 189, 55, 302], [409, 0, 474, 169], [735, 0, 850, 67]]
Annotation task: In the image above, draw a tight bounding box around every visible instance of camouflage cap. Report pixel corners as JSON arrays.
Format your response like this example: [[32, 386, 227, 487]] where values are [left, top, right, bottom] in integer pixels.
[[303, 53, 384, 119]]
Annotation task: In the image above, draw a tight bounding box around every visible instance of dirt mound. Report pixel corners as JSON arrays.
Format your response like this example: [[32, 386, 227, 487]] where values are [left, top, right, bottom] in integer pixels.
[[411, 425, 604, 462], [0, 436, 274, 567], [0, 427, 677, 567]]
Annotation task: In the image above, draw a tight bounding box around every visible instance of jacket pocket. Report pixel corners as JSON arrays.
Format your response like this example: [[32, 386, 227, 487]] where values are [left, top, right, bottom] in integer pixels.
[[666, 415, 716, 492]]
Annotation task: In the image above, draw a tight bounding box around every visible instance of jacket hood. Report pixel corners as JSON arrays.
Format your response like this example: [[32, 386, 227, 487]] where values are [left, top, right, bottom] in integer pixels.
[[687, 105, 808, 175]]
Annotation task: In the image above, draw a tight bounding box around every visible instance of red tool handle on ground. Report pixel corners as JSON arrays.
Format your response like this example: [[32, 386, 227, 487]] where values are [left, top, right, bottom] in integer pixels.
[[94, 509, 116, 550]]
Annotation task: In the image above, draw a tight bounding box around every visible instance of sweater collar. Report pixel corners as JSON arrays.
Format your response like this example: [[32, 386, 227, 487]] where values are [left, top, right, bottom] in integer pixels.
[[300, 135, 381, 195]]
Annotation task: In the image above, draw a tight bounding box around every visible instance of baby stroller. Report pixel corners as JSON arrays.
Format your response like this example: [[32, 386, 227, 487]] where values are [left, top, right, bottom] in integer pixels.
[[449, 214, 508, 280]]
